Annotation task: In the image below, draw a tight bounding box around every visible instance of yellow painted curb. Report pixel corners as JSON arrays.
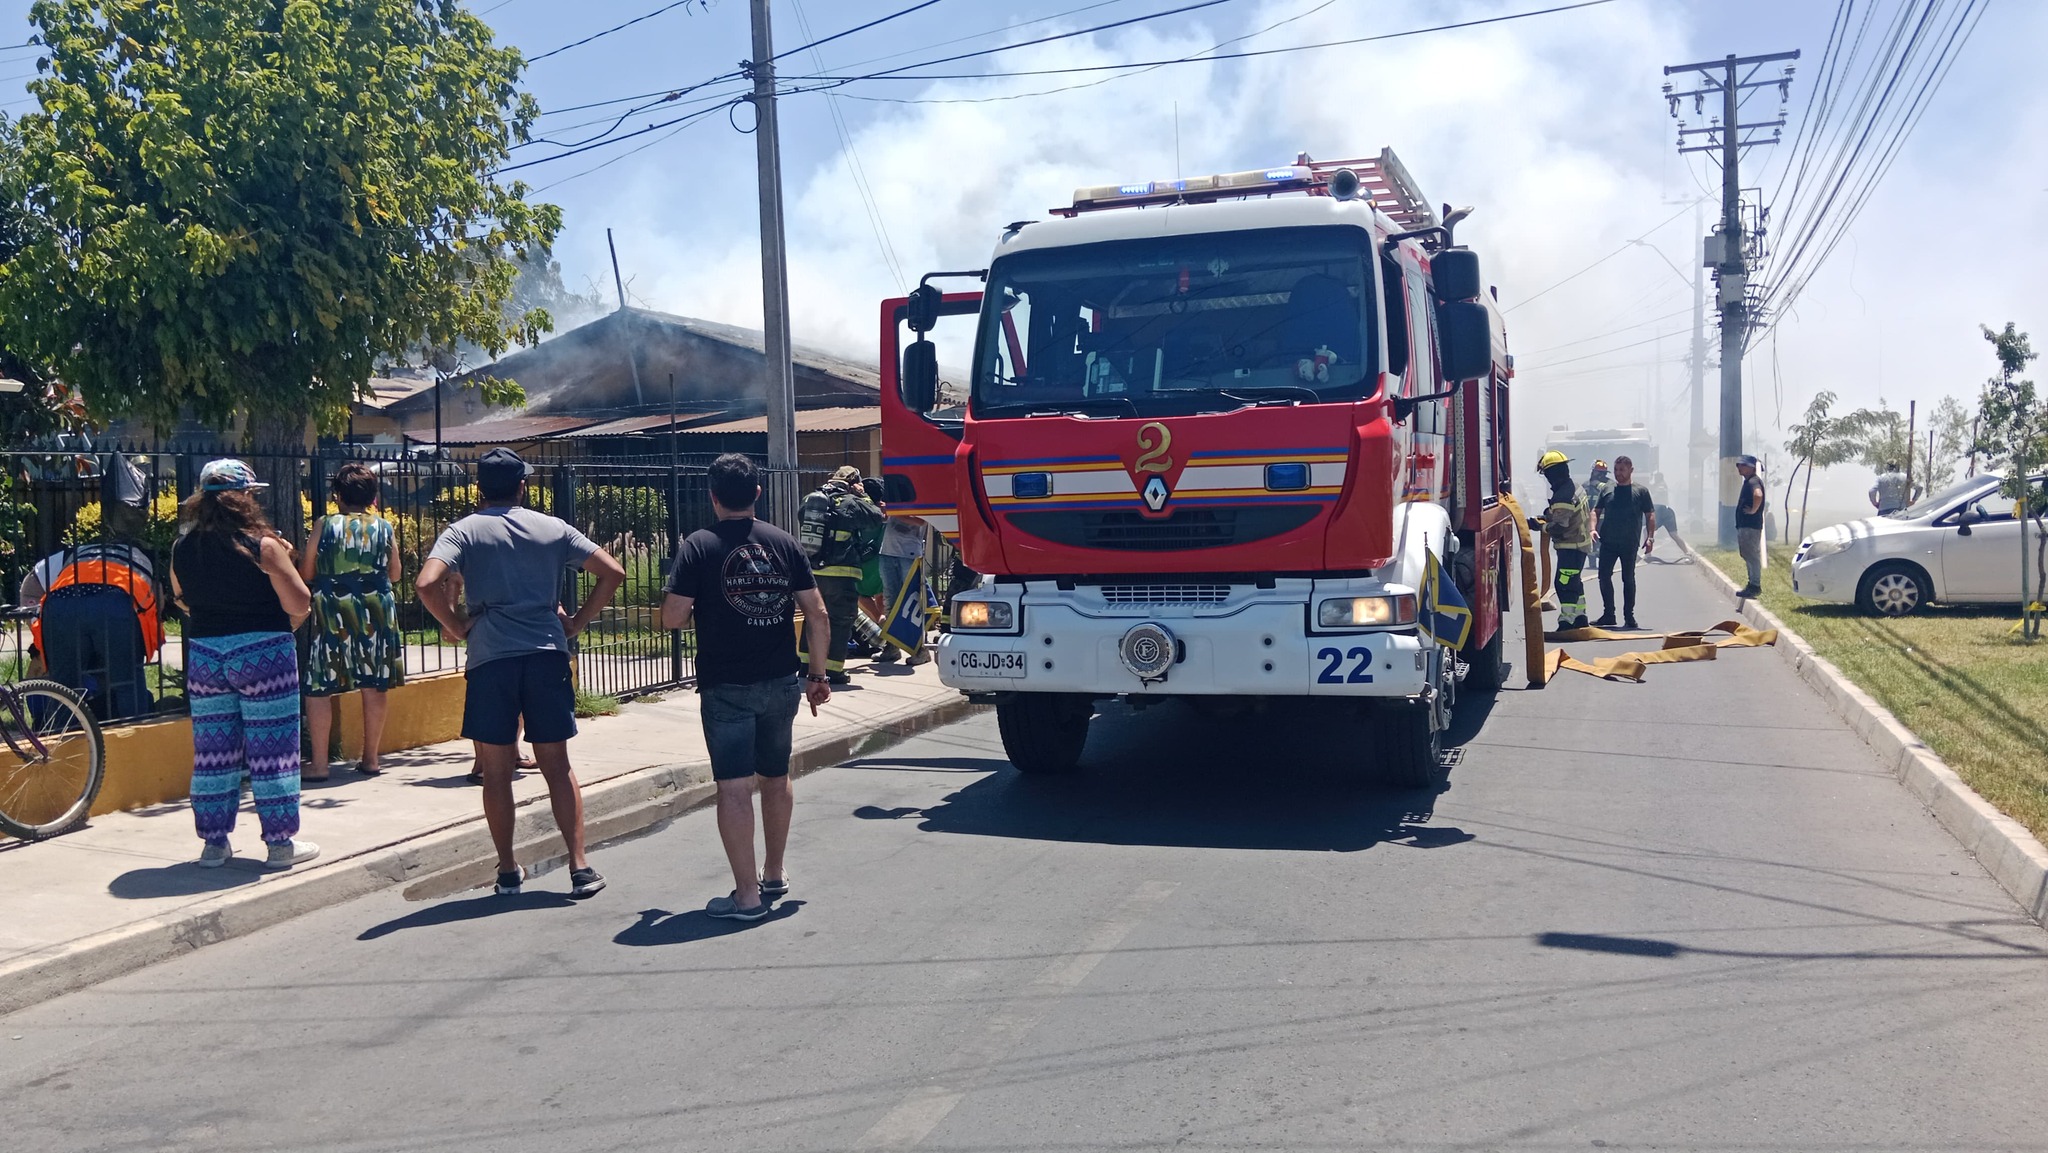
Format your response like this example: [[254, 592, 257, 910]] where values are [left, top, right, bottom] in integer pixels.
[[337, 671, 467, 759], [89, 716, 194, 816]]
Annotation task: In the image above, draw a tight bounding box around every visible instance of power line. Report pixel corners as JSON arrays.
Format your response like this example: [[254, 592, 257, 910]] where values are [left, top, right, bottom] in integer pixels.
[[836, 0, 1338, 107], [770, 0, 948, 62], [777, 0, 1615, 84], [1501, 200, 1695, 314], [827, 0, 1140, 73], [775, 0, 1243, 83], [527, 1, 712, 65], [500, 99, 737, 173], [790, 0, 906, 290]]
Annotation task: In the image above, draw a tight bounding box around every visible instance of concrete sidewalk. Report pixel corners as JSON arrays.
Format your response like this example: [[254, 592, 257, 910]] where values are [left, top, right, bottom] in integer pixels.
[[0, 659, 973, 1013]]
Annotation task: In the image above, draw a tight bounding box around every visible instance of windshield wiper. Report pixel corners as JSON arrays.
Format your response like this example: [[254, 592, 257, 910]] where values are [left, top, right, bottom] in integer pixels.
[[981, 396, 1139, 418], [1218, 385, 1321, 407]]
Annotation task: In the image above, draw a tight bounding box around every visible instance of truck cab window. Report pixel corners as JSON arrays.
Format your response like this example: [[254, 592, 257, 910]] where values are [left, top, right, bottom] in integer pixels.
[[973, 226, 1381, 417]]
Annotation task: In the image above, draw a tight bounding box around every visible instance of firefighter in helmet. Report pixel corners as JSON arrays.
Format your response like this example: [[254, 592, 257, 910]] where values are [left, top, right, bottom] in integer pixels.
[[796, 465, 885, 683], [1584, 459, 1615, 511], [1532, 450, 1592, 631]]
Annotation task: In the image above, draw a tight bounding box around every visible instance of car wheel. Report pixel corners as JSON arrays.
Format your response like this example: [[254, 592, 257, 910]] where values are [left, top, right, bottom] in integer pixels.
[[1856, 562, 1929, 617]]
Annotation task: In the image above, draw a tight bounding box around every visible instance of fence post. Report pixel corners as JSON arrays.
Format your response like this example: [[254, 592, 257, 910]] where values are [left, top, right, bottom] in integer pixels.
[[554, 464, 581, 649]]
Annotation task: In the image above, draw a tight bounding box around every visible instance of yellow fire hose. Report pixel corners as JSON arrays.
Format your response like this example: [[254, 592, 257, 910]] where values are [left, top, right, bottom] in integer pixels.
[[1497, 492, 1776, 686]]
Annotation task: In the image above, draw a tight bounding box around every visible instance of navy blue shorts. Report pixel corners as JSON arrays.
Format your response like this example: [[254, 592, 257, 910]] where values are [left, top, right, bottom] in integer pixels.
[[462, 652, 578, 746], [700, 674, 802, 781]]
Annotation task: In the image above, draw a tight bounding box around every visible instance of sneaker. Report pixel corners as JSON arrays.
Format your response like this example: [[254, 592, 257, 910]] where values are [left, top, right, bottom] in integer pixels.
[[1591, 615, 1617, 628], [264, 839, 320, 870], [1736, 584, 1760, 599], [570, 867, 606, 898], [827, 671, 851, 686], [706, 892, 771, 921], [197, 840, 233, 868], [875, 649, 901, 665], [1624, 618, 1641, 631], [759, 874, 790, 901], [494, 865, 525, 895]]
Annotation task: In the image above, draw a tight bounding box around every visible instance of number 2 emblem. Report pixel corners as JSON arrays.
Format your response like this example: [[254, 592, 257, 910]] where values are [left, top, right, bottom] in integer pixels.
[[1134, 422, 1173, 474], [1316, 647, 1375, 684]]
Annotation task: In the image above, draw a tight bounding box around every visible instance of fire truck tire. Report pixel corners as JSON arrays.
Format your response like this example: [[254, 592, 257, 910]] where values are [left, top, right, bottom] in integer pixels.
[[996, 694, 1092, 775], [1376, 703, 1443, 790], [1459, 558, 1510, 693]]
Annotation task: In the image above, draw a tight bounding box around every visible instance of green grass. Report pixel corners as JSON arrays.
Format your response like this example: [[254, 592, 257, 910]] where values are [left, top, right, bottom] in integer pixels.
[[573, 685, 621, 719], [1702, 547, 2048, 843]]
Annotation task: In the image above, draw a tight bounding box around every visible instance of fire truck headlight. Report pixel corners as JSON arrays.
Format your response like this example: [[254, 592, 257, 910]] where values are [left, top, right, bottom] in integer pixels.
[[953, 600, 1015, 631], [1317, 594, 1417, 629]]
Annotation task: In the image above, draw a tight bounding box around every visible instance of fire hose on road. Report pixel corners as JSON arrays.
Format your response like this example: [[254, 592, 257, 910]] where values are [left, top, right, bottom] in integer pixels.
[[1496, 492, 1776, 686]]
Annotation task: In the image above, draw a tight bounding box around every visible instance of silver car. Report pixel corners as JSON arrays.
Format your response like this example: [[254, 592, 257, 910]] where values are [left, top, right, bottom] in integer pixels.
[[1791, 473, 2048, 616]]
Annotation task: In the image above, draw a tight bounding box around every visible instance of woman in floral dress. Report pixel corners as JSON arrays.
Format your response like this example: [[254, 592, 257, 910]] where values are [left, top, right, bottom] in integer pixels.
[[300, 463, 405, 779]]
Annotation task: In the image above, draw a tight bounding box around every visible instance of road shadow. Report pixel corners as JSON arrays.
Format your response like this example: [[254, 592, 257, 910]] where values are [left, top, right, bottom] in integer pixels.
[[841, 756, 1012, 773], [357, 890, 576, 940], [614, 900, 806, 945], [898, 699, 1477, 853]]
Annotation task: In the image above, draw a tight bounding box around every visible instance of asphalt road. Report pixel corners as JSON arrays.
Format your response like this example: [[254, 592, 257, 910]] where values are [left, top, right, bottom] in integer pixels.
[[6, 557, 2048, 1153]]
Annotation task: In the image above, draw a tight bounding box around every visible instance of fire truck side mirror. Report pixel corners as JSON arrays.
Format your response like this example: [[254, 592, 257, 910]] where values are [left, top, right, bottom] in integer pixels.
[[901, 339, 939, 413], [1437, 301, 1492, 383], [905, 284, 944, 334], [1432, 249, 1482, 302]]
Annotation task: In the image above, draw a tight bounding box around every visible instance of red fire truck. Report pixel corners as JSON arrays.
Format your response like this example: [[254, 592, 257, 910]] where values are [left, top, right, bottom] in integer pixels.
[[879, 150, 1516, 785]]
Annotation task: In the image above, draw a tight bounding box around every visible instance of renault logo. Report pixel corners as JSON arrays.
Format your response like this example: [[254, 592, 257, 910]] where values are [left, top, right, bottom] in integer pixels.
[[1141, 474, 1170, 511]]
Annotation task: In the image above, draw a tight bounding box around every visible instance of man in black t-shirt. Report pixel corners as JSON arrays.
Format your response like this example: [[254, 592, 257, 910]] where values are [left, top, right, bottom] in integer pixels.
[[1735, 454, 1767, 598], [663, 454, 833, 922], [1591, 455, 1658, 629]]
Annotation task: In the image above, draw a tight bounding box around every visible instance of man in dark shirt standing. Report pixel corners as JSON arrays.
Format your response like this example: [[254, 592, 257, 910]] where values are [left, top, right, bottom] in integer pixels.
[[664, 454, 833, 921], [1591, 455, 1658, 629], [1735, 454, 1767, 598]]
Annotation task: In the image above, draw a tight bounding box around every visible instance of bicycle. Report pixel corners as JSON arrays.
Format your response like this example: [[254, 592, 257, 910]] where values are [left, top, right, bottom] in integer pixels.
[[0, 605, 107, 840]]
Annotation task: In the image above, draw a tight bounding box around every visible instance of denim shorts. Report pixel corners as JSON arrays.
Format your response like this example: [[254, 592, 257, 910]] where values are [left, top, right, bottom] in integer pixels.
[[462, 651, 578, 746], [700, 674, 802, 781]]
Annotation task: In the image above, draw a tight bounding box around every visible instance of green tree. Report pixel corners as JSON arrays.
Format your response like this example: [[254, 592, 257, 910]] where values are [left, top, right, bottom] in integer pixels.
[[0, 0, 561, 435], [1973, 322, 2046, 639], [1782, 390, 1878, 543], [1926, 395, 1972, 492]]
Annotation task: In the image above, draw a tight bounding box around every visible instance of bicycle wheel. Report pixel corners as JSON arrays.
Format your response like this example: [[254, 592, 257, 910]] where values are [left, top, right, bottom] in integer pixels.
[[0, 679, 108, 840]]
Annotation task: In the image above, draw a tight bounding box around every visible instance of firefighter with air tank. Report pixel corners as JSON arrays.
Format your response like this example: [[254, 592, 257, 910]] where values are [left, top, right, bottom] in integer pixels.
[[1532, 450, 1592, 631]]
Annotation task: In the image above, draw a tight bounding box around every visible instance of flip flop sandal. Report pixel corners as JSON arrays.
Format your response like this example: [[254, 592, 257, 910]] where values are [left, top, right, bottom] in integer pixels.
[[759, 876, 790, 900]]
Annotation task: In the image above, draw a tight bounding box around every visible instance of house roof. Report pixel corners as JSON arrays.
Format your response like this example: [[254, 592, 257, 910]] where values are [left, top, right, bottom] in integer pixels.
[[402, 415, 598, 445], [671, 406, 881, 435], [380, 307, 878, 420]]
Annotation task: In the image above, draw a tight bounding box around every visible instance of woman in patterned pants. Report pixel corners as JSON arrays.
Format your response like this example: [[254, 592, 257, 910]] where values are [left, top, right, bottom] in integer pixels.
[[169, 460, 318, 870]]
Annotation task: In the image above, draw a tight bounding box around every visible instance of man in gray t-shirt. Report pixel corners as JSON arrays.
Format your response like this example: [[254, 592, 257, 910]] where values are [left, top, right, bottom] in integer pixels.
[[417, 448, 626, 900]]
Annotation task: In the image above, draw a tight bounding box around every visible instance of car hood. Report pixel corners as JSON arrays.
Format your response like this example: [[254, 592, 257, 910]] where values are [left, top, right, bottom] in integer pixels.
[[1802, 515, 1925, 549]]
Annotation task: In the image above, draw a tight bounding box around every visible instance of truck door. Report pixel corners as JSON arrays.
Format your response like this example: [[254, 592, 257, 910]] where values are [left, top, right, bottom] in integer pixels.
[[879, 291, 983, 543]]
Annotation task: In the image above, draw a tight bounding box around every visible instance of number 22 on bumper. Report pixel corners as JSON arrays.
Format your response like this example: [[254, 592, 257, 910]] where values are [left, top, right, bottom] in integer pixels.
[[1316, 646, 1374, 684]]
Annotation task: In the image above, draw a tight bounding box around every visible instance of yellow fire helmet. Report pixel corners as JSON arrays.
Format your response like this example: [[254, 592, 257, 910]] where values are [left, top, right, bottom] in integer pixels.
[[1537, 450, 1571, 471]]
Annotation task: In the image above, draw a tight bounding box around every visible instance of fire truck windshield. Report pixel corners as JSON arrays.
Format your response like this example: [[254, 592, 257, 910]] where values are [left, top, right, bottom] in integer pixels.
[[972, 226, 1380, 417]]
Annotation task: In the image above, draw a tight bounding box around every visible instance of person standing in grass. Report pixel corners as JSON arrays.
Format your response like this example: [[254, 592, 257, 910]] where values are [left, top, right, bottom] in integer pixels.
[[416, 448, 625, 899], [1736, 454, 1767, 598], [300, 463, 405, 781], [169, 459, 318, 871], [662, 453, 832, 922]]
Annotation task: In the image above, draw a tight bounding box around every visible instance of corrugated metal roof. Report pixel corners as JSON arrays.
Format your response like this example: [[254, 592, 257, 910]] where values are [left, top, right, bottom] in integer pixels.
[[673, 406, 880, 435], [553, 414, 703, 438], [403, 415, 597, 445]]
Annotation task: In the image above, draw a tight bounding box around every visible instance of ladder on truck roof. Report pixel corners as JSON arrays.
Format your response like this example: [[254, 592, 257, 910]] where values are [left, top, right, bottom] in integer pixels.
[[1296, 149, 1439, 233], [1056, 146, 1439, 230]]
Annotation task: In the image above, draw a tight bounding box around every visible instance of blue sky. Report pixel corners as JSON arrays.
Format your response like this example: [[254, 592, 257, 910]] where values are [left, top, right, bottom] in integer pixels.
[[0, 1, 2037, 513]]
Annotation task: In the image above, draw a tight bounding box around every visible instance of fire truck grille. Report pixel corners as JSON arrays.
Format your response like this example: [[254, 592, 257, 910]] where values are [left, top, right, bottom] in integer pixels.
[[1098, 584, 1232, 606], [1005, 505, 1320, 552]]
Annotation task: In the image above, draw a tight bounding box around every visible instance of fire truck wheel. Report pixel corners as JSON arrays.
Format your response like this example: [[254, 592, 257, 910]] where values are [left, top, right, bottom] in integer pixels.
[[1376, 703, 1443, 790], [996, 694, 1092, 775], [1463, 617, 1506, 693]]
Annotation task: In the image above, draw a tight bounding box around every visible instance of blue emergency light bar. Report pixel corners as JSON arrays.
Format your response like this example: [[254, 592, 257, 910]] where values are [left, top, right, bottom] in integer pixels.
[[1063, 165, 1316, 215]]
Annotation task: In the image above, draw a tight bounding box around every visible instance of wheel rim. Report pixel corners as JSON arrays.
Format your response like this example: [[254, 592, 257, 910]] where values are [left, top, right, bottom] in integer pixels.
[[0, 689, 99, 835], [1871, 572, 1920, 614]]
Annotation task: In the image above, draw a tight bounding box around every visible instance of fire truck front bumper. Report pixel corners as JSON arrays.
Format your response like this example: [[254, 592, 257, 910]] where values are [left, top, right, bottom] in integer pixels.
[[935, 598, 1433, 699]]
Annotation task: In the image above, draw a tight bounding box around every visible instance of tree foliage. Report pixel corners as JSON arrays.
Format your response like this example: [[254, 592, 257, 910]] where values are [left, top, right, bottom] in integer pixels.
[[1926, 395, 1972, 491], [0, 0, 562, 433], [1973, 322, 2046, 637]]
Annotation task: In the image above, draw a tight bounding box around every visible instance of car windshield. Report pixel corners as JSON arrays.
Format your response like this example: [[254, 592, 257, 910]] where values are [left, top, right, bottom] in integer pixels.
[[971, 226, 1379, 417], [1897, 476, 1996, 519]]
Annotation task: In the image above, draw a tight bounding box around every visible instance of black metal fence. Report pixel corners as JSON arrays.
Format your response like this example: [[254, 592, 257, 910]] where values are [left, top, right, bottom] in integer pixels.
[[1, 441, 950, 725]]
